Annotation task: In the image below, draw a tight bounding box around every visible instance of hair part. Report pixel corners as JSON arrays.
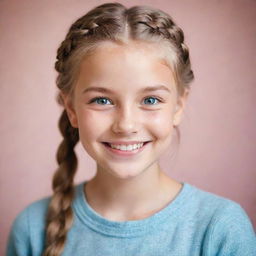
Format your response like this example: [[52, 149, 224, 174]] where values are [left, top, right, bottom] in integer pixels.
[[44, 2, 194, 255]]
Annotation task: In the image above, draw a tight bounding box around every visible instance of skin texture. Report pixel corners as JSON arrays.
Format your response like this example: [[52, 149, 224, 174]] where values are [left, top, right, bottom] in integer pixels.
[[62, 41, 189, 221]]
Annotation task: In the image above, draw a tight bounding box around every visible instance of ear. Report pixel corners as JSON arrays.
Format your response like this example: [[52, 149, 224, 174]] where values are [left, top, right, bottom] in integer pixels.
[[60, 92, 78, 128], [173, 90, 189, 126]]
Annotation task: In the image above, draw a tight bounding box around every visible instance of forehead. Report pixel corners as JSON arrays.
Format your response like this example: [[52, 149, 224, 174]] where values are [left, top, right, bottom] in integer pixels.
[[81, 40, 174, 69], [75, 41, 177, 94]]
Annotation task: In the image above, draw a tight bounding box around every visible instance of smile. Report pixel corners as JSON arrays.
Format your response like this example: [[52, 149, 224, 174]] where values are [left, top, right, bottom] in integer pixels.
[[102, 141, 151, 156], [109, 142, 143, 151]]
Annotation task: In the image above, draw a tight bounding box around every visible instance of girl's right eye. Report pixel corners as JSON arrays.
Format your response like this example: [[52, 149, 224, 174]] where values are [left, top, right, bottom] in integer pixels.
[[88, 97, 113, 105]]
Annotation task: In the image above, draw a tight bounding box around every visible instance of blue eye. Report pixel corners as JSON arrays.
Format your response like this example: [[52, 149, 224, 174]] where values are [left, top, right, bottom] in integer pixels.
[[89, 97, 112, 105], [88, 96, 162, 106], [143, 97, 160, 105]]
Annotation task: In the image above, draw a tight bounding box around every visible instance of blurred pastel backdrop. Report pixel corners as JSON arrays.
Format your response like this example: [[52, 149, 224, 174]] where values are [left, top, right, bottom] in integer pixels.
[[1, 0, 255, 254]]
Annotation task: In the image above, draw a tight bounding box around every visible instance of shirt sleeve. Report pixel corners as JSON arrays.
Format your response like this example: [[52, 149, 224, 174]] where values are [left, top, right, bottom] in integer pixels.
[[207, 202, 256, 256], [5, 208, 32, 256]]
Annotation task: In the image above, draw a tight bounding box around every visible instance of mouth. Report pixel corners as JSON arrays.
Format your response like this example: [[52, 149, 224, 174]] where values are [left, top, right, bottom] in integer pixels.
[[102, 141, 150, 148], [101, 141, 151, 156]]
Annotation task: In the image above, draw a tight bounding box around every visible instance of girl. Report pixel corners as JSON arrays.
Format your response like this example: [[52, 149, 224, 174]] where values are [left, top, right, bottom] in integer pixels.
[[6, 2, 256, 256]]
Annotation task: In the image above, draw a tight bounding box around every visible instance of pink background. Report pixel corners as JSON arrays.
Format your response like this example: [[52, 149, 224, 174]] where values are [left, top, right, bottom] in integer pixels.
[[1, 0, 255, 253]]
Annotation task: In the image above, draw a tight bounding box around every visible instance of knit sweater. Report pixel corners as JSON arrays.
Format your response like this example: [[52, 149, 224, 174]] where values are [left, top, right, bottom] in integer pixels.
[[6, 181, 256, 256]]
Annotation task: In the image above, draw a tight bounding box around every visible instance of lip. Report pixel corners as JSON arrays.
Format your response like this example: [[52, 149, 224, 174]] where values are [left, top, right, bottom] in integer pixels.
[[102, 141, 150, 157], [103, 141, 150, 145]]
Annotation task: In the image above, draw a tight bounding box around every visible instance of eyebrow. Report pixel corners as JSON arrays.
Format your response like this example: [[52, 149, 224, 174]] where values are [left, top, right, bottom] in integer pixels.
[[82, 85, 171, 94]]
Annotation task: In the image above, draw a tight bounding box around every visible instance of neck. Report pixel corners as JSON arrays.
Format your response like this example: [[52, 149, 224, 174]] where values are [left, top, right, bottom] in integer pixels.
[[84, 163, 182, 221]]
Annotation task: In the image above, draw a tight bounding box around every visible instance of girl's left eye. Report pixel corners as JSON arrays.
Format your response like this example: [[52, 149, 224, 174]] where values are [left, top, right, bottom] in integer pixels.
[[88, 96, 162, 106], [143, 97, 161, 105]]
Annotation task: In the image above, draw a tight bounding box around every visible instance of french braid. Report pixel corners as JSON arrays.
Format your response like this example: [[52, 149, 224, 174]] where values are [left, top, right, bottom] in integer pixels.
[[43, 110, 78, 256], [44, 2, 193, 255], [126, 5, 194, 95]]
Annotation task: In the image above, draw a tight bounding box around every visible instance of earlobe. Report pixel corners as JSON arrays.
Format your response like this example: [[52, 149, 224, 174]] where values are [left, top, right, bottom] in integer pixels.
[[60, 92, 78, 128]]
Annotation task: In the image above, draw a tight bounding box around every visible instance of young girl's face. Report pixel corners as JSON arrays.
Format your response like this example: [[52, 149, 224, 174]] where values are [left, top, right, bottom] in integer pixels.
[[63, 41, 187, 179]]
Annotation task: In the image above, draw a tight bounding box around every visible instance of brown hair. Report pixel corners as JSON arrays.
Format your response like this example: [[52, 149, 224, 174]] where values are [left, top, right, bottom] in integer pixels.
[[43, 2, 194, 255]]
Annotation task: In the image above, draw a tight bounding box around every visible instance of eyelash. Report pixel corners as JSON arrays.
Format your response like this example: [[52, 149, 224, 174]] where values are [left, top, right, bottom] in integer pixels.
[[88, 96, 163, 106]]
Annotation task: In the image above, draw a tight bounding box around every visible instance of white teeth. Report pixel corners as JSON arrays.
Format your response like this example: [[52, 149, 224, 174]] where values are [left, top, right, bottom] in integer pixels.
[[110, 143, 144, 151]]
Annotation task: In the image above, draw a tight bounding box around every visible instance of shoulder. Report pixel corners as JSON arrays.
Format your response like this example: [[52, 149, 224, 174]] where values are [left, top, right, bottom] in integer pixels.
[[6, 196, 51, 255], [184, 183, 256, 255], [183, 183, 251, 220], [205, 201, 256, 255], [13, 196, 51, 232], [11, 182, 84, 235]]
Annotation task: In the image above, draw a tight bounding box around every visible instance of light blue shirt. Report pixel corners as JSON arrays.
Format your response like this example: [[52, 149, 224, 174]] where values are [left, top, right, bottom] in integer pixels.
[[6, 181, 256, 255]]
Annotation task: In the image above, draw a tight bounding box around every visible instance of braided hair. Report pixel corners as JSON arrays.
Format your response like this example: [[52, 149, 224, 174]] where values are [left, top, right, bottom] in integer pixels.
[[43, 2, 194, 255]]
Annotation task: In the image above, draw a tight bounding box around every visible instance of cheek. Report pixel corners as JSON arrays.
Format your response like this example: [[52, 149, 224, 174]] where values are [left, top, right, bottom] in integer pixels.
[[145, 110, 174, 139], [75, 110, 110, 159], [76, 109, 104, 139]]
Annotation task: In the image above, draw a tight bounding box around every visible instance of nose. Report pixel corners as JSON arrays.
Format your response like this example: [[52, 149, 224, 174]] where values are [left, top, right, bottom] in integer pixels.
[[111, 105, 139, 135]]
